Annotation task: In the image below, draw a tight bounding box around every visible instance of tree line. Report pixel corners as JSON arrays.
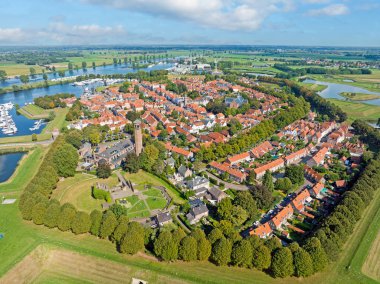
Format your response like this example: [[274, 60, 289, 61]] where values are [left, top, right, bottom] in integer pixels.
[[197, 95, 309, 162]]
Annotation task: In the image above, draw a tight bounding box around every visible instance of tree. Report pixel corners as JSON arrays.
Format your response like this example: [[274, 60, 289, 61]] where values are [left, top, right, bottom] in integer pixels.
[[32, 133, 37, 142], [43, 203, 61, 228], [112, 215, 130, 243], [71, 211, 91, 234], [285, 165, 304, 186], [275, 177, 293, 194], [208, 228, 224, 244], [57, 204, 77, 231], [119, 222, 145, 255], [172, 228, 187, 245], [53, 144, 79, 177], [140, 144, 159, 171], [65, 130, 83, 149], [250, 185, 274, 210], [109, 203, 129, 219], [96, 160, 111, 179], [68, 62, 73, 70], [179, 236, 198, 261], [20, 74, 29, 84], [90, 210, 102, 236], [0, 70, 7, 81], [231, 239, 253, 267], [43, 73, 48, 81], [293, 248, 314, 277], [99, 211, 118, 239], [265, 237, 282, 252], [154, 231, 178, 261], [211, 238, 232, 266], [197, 237, 212, 261], [247, 170, 256, 185], [263, 171, 274, 192], [217, 198, 233, 220], [252, 245, 271, 270], [32, 202, 48, 225], [303, 237, 328, 272], [234, 191, 258, 219], [82, 62, 87, 69], [122, 152, 140, 173], [271, 247, 294, 278], [230, 205, 248, 226]]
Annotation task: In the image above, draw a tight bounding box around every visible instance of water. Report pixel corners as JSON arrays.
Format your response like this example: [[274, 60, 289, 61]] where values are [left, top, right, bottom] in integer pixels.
[[303, 79, 380, 106], [0, 152, 25, 183], [0, 62, 169, 88], [0, 63, 172, 138]]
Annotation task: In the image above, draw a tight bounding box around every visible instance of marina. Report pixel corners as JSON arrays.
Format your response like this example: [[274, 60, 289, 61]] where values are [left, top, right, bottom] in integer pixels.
[[0, 102, 17, 135], [29, 119, 44, 131]]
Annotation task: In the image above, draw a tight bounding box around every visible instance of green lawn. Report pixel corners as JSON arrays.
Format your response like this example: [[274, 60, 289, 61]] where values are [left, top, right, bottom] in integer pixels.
[[144, 187, 164, 197], [146, 197, 167, 210], [128, 200, 148, 213], [327, 99, 380, 122], [124, 170, 185, 204], [17, 105, 50, 119], [0, 146, 45, 194]]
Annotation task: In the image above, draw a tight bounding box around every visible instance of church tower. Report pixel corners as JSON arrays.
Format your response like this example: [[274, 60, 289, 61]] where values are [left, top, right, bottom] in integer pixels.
[[134, 120, 143, 156]]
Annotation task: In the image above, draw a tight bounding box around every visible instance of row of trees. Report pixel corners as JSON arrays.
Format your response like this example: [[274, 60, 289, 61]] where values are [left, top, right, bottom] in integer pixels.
[[198, 96, 309, 162], [311, 152, 380, 261], [154, 226, 328, 278]]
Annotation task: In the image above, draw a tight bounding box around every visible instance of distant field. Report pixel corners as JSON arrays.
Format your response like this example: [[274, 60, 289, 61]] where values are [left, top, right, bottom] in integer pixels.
[[340, 92, 380, 101], [326, 99, 380, 122], [309, 73, 380, 93]]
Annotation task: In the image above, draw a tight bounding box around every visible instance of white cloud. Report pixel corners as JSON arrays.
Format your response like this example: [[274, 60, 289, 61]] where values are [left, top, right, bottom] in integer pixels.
[[82, 0, 294, 31], [0, 28, 29, 43], [303, 0, 330, 3], [308, 3, 349, 16]]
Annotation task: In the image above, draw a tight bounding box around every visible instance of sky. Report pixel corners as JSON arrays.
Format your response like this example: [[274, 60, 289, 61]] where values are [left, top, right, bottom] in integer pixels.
[[0, 0, 379, 47]]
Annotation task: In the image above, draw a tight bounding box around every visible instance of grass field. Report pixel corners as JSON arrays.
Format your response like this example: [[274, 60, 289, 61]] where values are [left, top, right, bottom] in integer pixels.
[[51, 174, 118, 213], [301, 82, 328, 92], [340, 92, 380, 101], [17, 105, 50, 119], [362, 233, 380, 281], [326, 99, 380, 122]]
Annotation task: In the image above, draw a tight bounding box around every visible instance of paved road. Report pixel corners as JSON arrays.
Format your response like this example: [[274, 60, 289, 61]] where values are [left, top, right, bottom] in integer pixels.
[[204, 171, 249, 191], [0, 139, 54, 148]]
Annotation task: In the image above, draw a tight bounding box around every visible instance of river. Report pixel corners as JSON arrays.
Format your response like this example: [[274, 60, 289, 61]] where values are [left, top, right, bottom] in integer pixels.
[[0, 63, 172, 138], [0, 152, 25, 183], [303, 79, 380, 106]]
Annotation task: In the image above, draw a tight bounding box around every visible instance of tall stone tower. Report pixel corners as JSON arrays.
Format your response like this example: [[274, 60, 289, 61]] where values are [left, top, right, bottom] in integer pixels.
[[134, 120, 143, 156]]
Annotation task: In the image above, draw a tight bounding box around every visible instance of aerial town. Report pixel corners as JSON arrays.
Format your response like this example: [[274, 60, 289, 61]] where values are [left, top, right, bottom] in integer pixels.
[[0, 1, 379, 283]]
